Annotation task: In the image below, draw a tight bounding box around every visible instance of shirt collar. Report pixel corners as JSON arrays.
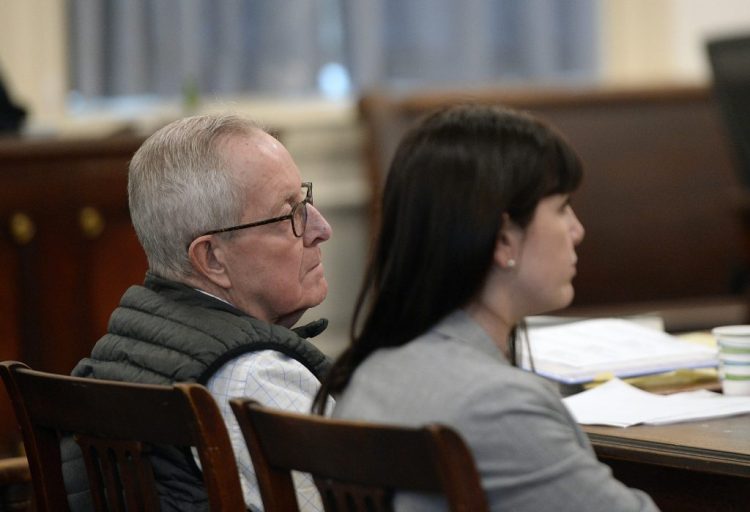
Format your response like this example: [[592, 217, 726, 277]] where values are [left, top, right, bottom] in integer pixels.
[[194, 287, 233, 306], [433, 309, 509, 364]]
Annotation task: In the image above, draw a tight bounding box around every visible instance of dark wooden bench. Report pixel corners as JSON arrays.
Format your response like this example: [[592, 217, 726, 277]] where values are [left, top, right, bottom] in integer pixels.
[[359, 85, 749, 331]]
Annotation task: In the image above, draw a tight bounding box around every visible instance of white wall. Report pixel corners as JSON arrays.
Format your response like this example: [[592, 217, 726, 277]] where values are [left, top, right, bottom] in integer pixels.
[[0, 0, 67, 129], [671, 0, 750, 81], [601, 0, 750, 85]]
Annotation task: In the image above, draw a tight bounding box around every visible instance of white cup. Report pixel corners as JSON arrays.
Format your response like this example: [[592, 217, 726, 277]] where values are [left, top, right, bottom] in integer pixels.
[[712, 325, 750, 396]]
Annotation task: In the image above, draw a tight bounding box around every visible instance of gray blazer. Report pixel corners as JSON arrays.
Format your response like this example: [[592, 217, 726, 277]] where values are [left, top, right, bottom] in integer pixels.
[[333, 310, 659, 512]]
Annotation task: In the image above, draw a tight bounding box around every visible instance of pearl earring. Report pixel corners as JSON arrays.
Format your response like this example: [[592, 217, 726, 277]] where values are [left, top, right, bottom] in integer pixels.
[[507, 259, 516, 268]]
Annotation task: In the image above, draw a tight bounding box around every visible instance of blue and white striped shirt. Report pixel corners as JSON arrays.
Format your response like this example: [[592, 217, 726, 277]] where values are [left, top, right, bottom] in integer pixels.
[[206, 350, 329, 511]]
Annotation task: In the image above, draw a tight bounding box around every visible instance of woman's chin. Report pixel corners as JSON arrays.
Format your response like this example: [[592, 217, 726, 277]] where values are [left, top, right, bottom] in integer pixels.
[[544, 286, 575, 314]]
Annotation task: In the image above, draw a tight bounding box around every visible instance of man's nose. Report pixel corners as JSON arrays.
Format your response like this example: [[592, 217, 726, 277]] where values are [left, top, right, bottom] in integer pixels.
[[304, 204, 332, 245]]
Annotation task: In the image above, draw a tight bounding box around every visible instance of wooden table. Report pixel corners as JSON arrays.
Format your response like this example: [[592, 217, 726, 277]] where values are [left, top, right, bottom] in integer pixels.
[[584, 415, 750, 511]]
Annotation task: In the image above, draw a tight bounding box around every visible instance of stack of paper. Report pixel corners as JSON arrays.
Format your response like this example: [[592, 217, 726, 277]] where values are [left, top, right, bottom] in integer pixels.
[[563, 378, 750, 427], [523, 318, 717, 385]]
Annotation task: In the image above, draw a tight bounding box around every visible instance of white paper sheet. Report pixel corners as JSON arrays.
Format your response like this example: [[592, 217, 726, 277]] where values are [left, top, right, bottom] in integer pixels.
[[563, 378, 750, 427]]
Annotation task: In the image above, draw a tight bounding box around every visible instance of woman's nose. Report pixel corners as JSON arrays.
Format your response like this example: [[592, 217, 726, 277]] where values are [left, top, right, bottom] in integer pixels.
[[571, 210, 585, 245]]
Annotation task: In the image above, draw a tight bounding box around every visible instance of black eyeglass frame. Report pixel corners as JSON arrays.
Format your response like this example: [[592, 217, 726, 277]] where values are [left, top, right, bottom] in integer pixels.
[[199, 182, 312, 238]]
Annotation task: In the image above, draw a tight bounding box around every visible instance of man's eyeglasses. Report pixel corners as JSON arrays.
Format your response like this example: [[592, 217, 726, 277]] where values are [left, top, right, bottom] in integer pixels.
[[200, 182, 313, 238]]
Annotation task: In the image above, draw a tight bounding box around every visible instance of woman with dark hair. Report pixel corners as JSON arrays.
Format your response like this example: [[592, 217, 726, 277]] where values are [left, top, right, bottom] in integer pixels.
[[313, 104, 657, 511]]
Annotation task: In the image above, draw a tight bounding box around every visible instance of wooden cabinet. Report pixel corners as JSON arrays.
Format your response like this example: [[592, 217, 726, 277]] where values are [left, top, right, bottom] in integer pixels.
[[0, 135, 148, 457]]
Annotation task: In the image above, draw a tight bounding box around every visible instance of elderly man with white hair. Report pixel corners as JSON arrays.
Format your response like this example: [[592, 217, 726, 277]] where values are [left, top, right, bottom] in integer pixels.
[[62, 113, 333, 512]]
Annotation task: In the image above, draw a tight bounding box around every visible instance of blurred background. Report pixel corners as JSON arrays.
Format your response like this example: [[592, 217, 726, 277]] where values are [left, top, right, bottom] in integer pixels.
[[3, 1, 750, 129], [1, 0, 750, 357]]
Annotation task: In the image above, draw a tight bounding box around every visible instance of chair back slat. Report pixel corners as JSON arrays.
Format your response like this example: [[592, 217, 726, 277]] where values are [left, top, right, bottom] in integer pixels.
[[0, 360, 246, 511], [316, 480, 391, 512], [230, 398, 489, 512], [76, 437, 160, 512]]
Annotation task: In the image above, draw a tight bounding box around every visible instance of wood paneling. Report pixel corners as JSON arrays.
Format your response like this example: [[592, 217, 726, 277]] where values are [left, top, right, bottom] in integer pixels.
[[360, 86, 748, 312], [0, 135, 148, 457]]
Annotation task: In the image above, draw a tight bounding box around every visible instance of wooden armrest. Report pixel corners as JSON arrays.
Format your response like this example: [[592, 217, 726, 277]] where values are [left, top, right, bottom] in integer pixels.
[[0, 457, 30, 486], [0, 456, 32, 512]]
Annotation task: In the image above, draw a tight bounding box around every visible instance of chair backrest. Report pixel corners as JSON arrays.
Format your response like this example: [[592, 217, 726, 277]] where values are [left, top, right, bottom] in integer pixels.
[[229, 398, 489, 512], [0, 361, 245, 512]]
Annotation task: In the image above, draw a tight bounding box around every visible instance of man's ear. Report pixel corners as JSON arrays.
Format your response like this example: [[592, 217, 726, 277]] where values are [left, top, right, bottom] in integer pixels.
[[188, 235, 231, 289]]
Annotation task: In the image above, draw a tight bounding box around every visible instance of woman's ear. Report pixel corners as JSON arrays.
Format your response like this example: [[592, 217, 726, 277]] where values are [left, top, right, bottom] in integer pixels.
[[188, 235, 232, 289], [494, 213, 521, 270]]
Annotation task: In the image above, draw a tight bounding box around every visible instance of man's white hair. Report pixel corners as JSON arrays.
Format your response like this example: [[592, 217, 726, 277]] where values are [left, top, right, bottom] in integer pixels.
[[128, 113, 263, 280]]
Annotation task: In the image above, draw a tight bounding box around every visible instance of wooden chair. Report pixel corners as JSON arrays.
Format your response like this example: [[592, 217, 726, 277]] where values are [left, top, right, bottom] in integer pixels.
[[0, 361, 245, 512], [229, 399, 489, 512]]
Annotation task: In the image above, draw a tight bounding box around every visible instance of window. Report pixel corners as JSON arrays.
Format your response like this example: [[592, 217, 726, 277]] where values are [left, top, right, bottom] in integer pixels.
[[67, 0, 599, 106]]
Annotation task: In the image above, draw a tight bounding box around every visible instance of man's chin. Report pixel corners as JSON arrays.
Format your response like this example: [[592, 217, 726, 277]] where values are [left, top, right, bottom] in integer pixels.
[[306, 278, 328, 306], [277, 309, 306, 328], [274, 279, 328, 327]]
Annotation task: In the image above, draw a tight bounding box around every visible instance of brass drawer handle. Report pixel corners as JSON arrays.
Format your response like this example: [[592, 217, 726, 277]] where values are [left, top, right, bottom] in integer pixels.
[[9, 212, 35, 245], [79, 206, 105, 239]]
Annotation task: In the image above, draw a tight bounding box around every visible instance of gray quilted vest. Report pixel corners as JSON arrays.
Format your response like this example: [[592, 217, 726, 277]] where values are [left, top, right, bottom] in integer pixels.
[[61, 273, 330, 512]]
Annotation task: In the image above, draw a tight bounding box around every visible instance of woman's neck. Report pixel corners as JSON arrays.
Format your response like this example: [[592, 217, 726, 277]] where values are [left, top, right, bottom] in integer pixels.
[[464, 299, 515, 358]]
